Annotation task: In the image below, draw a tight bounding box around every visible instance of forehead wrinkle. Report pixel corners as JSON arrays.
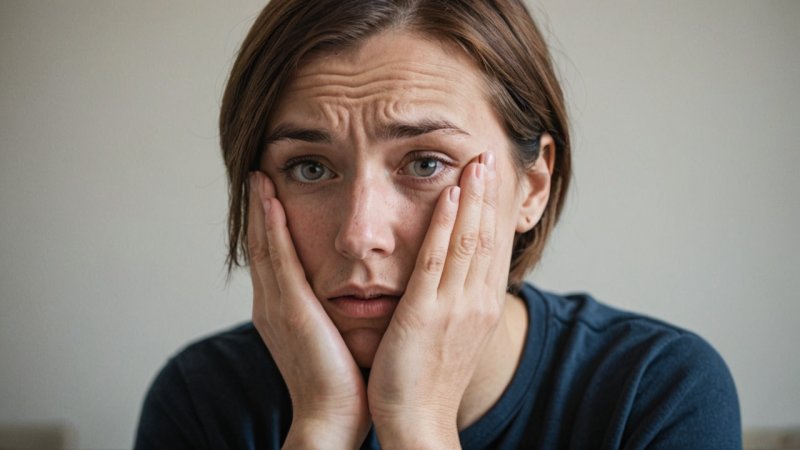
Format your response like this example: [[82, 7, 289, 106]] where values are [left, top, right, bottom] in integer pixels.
[[284, 79, 471, 137], [288, 78, 459, 104], [287, 60, 483, 103], [285, 71, 477, 123], [291, 61, 477, 89]]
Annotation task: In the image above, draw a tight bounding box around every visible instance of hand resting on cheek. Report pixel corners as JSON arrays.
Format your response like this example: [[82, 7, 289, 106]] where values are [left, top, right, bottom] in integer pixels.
[[248, 171, 370, 448]]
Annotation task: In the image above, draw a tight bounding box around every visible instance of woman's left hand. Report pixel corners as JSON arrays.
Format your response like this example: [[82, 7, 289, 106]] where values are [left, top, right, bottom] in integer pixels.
[[367, 152, 506, 449]]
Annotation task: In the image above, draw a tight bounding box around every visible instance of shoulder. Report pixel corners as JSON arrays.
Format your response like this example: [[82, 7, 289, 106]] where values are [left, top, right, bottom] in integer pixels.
[[149, 321, 284, 399], [525, 283, 685, 336], [522, 283, 728, 368], [170, 322, 269, 373], [519, 284, 741, 449], [135, 322, 289, 450]]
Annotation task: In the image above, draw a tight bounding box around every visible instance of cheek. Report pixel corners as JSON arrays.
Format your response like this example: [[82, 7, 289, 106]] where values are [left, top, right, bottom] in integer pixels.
[[281, 197, 335, 273], [395, 191, 437, 250]]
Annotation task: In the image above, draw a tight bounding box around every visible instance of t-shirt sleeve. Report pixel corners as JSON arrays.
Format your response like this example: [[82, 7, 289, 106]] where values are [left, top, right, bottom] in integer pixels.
[[134, 358, 208, 450], [624, 332, 742, 450]]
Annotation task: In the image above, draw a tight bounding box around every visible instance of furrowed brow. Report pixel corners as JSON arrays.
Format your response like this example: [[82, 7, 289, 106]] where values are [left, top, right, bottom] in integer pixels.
[[377, 119, 470, 141], [264, 123, 332, 145], [264, 119, 468, 145]]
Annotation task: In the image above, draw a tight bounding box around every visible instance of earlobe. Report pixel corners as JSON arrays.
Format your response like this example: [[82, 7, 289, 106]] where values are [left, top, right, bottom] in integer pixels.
[[516, 133, 555, 233]]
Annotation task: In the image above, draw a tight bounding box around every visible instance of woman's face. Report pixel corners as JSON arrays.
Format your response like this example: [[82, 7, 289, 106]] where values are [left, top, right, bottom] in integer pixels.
[[260, 30, 540, 367]]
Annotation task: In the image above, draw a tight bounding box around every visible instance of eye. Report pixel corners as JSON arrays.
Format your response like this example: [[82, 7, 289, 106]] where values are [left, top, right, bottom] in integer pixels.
[[403, 156, 445, 178], [282, 159, 334, 183]]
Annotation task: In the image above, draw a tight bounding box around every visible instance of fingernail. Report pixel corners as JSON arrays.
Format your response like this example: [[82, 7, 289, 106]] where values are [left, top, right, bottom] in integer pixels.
[[475, 163, 484, 180], [263, 197, 271, 214], [485, 152, 496, 172], [449, 186, 460, 203]]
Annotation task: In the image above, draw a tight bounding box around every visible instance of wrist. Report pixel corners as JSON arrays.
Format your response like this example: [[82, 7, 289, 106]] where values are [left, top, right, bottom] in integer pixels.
[[283, 416, 368, 450], [373, 415, 460, 450]]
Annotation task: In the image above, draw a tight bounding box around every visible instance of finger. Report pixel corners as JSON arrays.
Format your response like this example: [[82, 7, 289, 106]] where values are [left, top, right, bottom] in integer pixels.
[[248, 171, 277, 258], [438, 159, 486, 294], [467, 152, 497, 289], [259, 175, 317, 304], [403, 185, 460, 305], [484, 152, 515, 299], [247, 172, 279, 315]]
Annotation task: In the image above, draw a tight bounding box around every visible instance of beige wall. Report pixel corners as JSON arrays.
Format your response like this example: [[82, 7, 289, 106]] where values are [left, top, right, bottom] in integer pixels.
[[1, 1, 797, 448]]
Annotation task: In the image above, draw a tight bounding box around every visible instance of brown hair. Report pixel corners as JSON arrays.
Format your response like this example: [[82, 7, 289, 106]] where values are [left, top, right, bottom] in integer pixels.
[[220, 0, 571, 289]]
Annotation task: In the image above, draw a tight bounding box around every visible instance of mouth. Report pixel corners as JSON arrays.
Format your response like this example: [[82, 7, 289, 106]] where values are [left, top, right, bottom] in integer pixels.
[[326, 286, 403, 319]]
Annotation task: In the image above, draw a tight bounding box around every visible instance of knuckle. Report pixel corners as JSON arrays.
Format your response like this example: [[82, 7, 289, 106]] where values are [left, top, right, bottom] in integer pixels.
[[247, 241, 269, 264], [484, 300, 502, 321], [477, 230, 494, 256], [472, 301, 501, 327], [421, 249, 447, 274], [454, 231, 479, 259]]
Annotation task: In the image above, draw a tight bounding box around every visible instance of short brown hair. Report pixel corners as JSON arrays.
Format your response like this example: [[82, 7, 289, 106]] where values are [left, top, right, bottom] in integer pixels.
[[220, 0, 571, 289]]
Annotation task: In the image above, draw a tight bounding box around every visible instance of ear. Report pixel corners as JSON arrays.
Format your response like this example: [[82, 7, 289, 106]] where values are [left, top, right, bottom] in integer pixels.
[[516, 133, 556, 233]]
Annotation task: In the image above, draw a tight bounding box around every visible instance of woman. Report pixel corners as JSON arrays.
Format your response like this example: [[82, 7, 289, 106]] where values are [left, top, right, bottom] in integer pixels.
[[135, 1, 741, 448]]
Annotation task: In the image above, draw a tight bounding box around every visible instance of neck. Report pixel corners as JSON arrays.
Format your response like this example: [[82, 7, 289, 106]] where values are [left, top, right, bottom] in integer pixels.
[[456, 292, 529, 430]]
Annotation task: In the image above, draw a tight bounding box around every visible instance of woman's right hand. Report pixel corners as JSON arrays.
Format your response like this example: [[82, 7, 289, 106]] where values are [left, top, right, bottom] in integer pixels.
[[247, 171, 370, 449]]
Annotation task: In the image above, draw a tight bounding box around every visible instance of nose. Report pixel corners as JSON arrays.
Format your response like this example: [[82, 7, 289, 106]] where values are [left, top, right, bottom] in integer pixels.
[[334, 178, 396, 260]]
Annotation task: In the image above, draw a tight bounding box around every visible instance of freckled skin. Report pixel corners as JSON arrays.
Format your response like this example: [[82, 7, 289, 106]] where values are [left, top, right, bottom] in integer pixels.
[[260, 31, 525, 367]]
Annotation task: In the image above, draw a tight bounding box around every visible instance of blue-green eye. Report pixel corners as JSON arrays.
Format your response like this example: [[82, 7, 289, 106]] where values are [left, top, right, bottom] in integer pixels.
[[406, 157, 442, 178], [288, 160, 332, 183]]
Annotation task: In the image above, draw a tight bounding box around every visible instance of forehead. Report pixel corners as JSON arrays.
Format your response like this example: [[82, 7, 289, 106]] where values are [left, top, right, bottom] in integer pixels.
[[290, 32, 484, 92], [271, 31, 495, 135]]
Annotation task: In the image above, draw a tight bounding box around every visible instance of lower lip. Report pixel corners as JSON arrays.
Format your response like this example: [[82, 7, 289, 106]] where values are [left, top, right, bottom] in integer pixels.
[[328, 296, 400, 319]]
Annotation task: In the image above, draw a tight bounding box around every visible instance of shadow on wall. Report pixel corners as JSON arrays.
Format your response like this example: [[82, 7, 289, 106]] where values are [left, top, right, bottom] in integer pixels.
[[0, 423, 76, 450], [745, 427, 800, 450]]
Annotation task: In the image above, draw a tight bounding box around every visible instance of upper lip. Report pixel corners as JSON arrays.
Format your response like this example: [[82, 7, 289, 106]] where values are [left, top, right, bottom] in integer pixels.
[[326, 284, 404, 300]]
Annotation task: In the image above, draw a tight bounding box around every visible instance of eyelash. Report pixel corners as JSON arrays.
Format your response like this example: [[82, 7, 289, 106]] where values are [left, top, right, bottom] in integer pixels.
[[277, 151, 455, 186]]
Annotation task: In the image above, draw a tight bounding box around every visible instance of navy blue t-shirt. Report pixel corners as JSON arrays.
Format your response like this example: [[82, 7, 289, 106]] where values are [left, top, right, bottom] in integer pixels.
[[134, 284, 741, 449]]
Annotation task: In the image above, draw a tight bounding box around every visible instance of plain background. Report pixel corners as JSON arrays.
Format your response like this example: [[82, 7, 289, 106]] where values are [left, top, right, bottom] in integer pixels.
[[1, 1, 798, 448]]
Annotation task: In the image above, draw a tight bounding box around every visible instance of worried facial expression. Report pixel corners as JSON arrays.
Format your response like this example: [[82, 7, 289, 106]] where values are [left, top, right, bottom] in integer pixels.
[[260, 31, 541, 367]]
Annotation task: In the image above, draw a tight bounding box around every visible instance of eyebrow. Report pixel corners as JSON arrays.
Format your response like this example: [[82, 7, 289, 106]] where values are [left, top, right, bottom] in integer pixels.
[[264, 125, 331, 145], [264, 119, 469, 145], [377, 119, 470, 141]]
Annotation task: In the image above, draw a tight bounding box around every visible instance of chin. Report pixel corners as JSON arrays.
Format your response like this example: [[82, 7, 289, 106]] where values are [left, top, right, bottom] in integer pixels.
[[341, 328, 384, 368]]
